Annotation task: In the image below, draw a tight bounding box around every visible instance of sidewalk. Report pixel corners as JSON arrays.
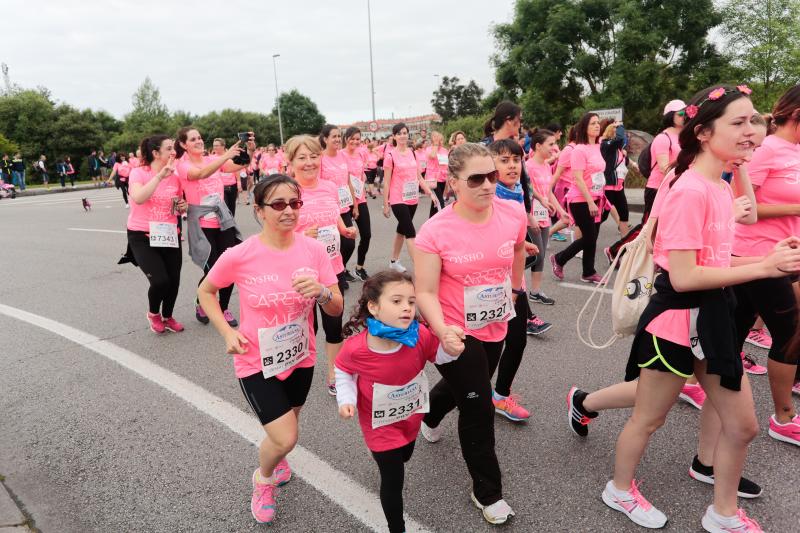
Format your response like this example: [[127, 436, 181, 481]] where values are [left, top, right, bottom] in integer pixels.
[[15, 182, 106, 198], [0, 481, 32, 532]]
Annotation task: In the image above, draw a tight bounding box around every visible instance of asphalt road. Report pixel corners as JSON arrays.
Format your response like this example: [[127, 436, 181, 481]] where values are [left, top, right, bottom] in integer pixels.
[[0, 188, 796, 533]]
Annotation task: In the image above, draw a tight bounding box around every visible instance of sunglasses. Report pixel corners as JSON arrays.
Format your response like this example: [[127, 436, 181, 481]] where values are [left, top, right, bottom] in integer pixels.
[[262, 199, 303, 211], [676, 110, 686, 117], [454, 170, 499, 188]]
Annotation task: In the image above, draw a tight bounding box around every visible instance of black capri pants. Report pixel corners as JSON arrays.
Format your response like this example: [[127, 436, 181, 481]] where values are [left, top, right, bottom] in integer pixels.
[[314, 303, 344, 344], [340, 210, 357, 266], [605, 188, 629, 223], [554, 202, 602, 277], [733, 275, 798, 364], [390, 203, 418, 238], [199, 226, 238, 310], [371, 441, 415, 533], [353, 201, 372, 266], [127, 230, 183, 317], [365, 168, 377, 184]]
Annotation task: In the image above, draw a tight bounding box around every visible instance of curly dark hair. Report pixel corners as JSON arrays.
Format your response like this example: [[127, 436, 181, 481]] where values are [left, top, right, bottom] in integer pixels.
[[341, 270, 414, 338]]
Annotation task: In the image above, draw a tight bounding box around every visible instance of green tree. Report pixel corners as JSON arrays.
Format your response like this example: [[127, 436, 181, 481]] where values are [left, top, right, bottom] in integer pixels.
[[273, 90, 325, 138], [721, 0, 800, 110], [442, 114, 490, 144], [0, 89, 56, 164], [431, 76, 485, 122], [123, 76, 173, 136], [194, 109, 280, 147], [0, 132, 18, 155], [50, 105, 105, 171]]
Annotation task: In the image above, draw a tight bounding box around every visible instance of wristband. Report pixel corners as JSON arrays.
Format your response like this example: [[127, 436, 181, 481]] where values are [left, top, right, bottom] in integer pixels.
[[512, 289, 526, 296], [316, 287, 333, 305]]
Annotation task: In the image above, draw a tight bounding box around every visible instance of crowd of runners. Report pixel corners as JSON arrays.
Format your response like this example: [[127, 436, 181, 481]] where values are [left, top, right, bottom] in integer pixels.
[[114, 83, 800, 533]]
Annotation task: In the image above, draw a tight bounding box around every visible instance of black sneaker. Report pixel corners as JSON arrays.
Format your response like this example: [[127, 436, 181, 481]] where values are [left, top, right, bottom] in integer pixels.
[[344, 270, 359, 283], [526, 316, 553, 336], [337, 272, 349, 292], [354, 267, 370, 281], [195, 304, 210, 325], [688, 455, 762, 498], [528, 292, 555, 305], [567, 386, 598, 437]]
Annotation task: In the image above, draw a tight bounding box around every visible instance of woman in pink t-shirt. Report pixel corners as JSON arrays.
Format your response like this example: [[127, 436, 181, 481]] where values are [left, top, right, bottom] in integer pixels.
[[341, 127, 373, 282], [643, 99, 685, 217], [199, 175, 342, 525], [286, 135, 357, 395], [126, 135, 188, 334], [259, 144, 286, 177], [363, 138, 380, 198], [415, 143, 526, 526], [381, 123, 439, 273], [600, 85, 800, 532], [548, 127, 577, 241], [425, 131, 449, 218], [175, 126, 253, 327], [108, 153, 132, 207], [211, 138, 243, 217]]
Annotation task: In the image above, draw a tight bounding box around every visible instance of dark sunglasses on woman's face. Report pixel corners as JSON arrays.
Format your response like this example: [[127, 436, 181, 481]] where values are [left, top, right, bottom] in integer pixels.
[[455, 170, 499, 188], [676, 110, 686, 117], [262, 199, 303, 211]]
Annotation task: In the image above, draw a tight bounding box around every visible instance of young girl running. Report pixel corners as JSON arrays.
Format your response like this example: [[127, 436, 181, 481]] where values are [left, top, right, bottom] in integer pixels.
[[601, 85, 800, 533], [199, 175, 343, 525], [335, 270, 464, 533]]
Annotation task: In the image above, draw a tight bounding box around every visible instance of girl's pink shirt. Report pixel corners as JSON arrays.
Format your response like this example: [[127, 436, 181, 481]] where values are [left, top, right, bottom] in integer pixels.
[[176, 154, 225, 229], [526, 159, 554, 228], [126, 166, 183, 232], [565, 143, 605, 204], [385, 148, 419, 205]]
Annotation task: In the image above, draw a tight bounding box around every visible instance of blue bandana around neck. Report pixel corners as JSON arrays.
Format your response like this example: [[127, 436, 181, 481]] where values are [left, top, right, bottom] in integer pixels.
[[366, 317, 419, 347], [495, 181, 524, 203]]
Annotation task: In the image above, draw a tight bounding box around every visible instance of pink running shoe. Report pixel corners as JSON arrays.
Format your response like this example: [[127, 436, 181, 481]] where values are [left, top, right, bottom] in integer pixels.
[[601, 480, 667, 529], [273, 458, 292, 486], [250, 469, 278, 524], [702, 505, 762, 533], [223, 309, 238, 327], [745, 328, 772, 349], [793, 381, 800, 396], [147, 312, 165, 334], [768, 414, 800, 447], [580, 273, 603, 284], [550, 255, 564, 281], [741, 352, 766, 375], [678, 382, 706, 409], [493, 393, 530, 422], [162, 317, 184, 333]]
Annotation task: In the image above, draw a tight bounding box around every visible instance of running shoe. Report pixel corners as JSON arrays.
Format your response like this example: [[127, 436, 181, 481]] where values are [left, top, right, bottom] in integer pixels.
[[741, 352, 767, 376], [526, 316, 553, 336], [528, 291, 555, 305], [492, 392, 530, 422], [745, 328, 772, 349], [162, 317, 185, 333], [768, 414, 800, 447], [389, 260, 407, 273], [273, 458, 292, 486], [580, 273, 603, 284], [344, 270, 358, 283], [470, 493, 515, 525], [701, 505, 762, 533], [250, 469, 278, 524], [688, 455, 762, 498], [601, 480, 667, 529], [678, 382, 706, 409], [793, 380, 800, 396], [420, 421, 443, 443], [327, 382, 337, 396], [223, 309, 238, 327], [576, 250, 584, 259], [604, 246, 614, 265], [567, 386, 597, 437], [354, 267, 370, 281], [147, 312, 165, 334], [549, 255, 564, 281], [195, 304, 209, 325], [551, 231, 567, 242]]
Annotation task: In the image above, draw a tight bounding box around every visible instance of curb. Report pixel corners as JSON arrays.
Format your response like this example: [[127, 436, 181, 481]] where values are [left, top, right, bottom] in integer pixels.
[[15, 183, 108, 197], [0, 482, 31, 532]]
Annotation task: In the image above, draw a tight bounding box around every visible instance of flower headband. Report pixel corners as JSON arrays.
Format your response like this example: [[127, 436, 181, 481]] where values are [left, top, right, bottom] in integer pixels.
[[684, 85, 752, 119]]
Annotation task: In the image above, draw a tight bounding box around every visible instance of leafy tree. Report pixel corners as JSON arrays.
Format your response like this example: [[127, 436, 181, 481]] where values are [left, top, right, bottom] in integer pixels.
[[0, 132, 18, 155], [0, 89, 56, 163], [50, 105, 105, 170], [441, 114, 491, 145], [273, 90, 325, 138], [194, 109, 280, 147], [431, 76, 485, 122], [720, 0, 800, 110], [123, 76, 173, 137]]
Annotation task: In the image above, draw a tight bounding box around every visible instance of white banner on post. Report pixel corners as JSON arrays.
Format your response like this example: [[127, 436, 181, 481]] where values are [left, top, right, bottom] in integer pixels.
[[590, 108, 624, 122]]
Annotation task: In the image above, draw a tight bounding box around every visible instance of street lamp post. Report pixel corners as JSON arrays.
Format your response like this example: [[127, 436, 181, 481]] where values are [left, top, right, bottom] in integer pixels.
[[367, 0, 376, 121], [272, 54, 284, 145]]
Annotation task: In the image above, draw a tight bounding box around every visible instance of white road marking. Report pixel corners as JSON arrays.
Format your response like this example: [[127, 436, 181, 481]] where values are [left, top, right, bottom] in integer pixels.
[[67, 228, 127, 234], [560, 282, 613, 295], [0, 302, 431, 533]]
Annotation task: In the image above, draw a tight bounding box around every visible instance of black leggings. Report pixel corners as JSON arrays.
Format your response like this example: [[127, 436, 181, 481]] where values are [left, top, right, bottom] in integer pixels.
[[340, 211, 356, 267], [313, 303, 344, 344], [643, 186, 658, 222], [430, 182, 445, 218], [604, 188, 629, 222], [733, 275, 798, 364], [424, 336, 504, 506], [199, 227, 237, 310], [120, 182, 129, 205], [371, 441, 415, 533], [127, 230, 182, 317], [352, 202, 372, 266], [555, 202, 602, 277], [223, 185, 238, 218], [494, 294, 530, 397], [391, 203, 418, 238]]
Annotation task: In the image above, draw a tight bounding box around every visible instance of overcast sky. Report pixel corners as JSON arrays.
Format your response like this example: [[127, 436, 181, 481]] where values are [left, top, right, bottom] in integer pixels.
[[4, 0, 517, 124]]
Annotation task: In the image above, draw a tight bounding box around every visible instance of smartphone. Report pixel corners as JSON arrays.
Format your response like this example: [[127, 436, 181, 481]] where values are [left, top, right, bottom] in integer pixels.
[[237, 132, 250, 144], [233, 132, 251, 165], [170, 196, 180, 216]]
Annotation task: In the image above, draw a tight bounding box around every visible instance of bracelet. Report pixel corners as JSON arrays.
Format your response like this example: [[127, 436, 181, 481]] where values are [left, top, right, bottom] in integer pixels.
[[316, 287, 333, 305], [512, 288, 526, 296]]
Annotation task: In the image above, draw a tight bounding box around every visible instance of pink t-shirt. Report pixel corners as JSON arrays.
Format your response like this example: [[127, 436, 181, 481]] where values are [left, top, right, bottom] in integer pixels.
[[129, 157, 141, 168], [646, 170, 734, 346], [565, 143, 605, 203], [259, 154, 284, 175], [734, 135, 800, 257], [296, 179, 345, 274], [210, 155, 237, 186], [555, 143, 575, 185], [341, 148, 367, 204], [126, 166, 183, 232], [526, 159, 554, 228], [425, 147, 449, 183], [207, 235, 337, 380], [176, 155, 225, 229], [385, 148, 419, 205], [415, 198, 527, 342], [646, 130, 680, 189], [364, 150, 378, 170], [320, 151, 353, 213], [335, 327, 438, 452]]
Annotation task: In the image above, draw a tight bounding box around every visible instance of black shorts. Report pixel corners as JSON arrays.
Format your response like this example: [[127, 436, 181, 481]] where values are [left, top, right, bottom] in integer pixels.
[[365, 168, 377, 184], [240, 176, 249, 189], [390, 203, 417, 238], [238, 366, 314, 425], [635, 333, 695, 378]]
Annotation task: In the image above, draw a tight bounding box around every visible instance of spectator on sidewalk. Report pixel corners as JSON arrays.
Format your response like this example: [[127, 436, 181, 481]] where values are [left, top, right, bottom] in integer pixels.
[[65, 156, 76, 186], [11, 153, 25, 189], [88, 150, 100, 183], [98, 151, 109, 179], [35, 155, 49, 188], [0, 154, 10, 183], [56, 158, 68, 187]]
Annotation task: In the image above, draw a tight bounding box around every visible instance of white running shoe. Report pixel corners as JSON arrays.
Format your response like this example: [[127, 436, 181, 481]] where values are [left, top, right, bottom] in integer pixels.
[[601, 480, 667, 529], [420, 421, 442, 443], [389, 260, 407, 273], [701, 505, 762, 532], [470, 493, 515, 525]]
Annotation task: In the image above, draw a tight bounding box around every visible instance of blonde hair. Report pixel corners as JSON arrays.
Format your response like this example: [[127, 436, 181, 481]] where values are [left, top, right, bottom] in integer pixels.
[[431, 131, 444, 145], [447, 143, 492, 179], [601, 124, 617, 140], [285, 135, 321, 161]]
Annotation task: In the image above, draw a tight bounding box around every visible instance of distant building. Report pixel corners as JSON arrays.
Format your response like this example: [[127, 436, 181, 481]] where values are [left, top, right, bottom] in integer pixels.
[[341, 114, 442, 139]]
